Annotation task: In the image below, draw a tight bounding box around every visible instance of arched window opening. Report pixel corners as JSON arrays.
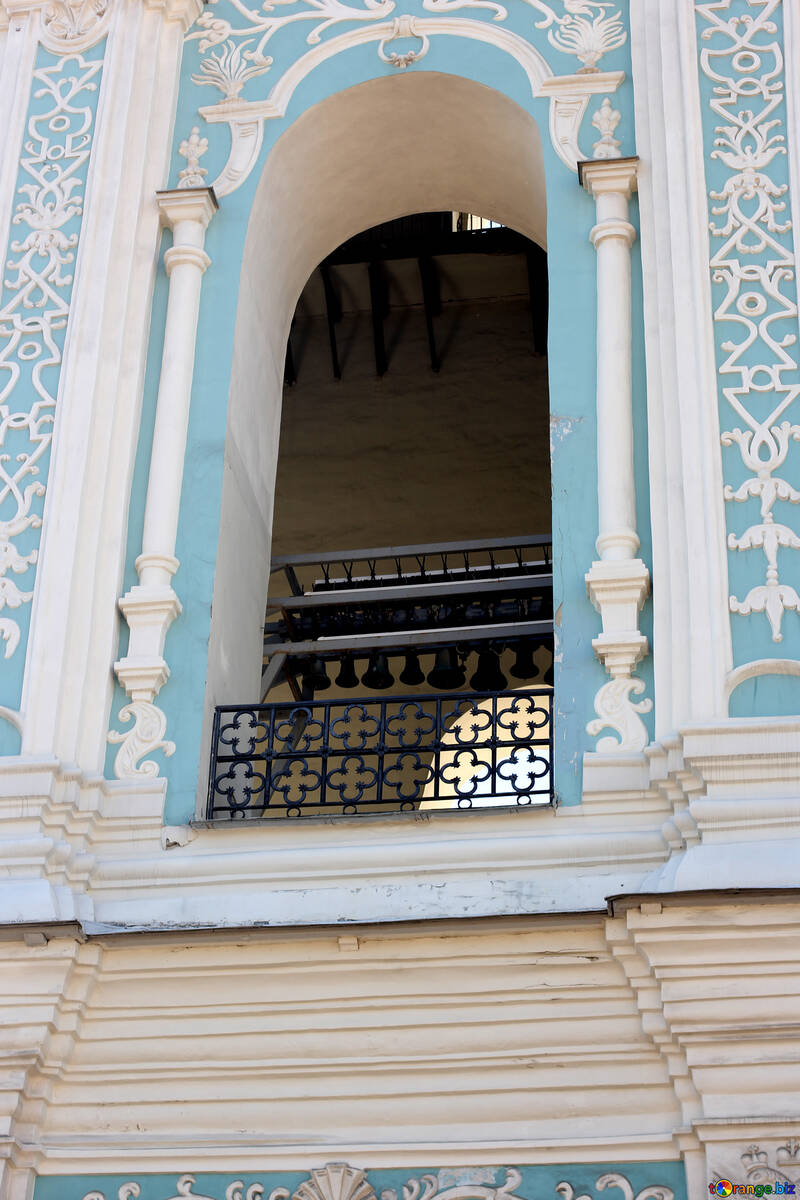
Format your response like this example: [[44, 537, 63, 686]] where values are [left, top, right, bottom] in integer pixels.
[[207, 208, 555, 820]]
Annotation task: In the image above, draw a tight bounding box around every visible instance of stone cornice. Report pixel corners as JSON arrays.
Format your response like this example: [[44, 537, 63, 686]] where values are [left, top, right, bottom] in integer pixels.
[[578, 154, 639, 196], [156, 186, 219, 230]]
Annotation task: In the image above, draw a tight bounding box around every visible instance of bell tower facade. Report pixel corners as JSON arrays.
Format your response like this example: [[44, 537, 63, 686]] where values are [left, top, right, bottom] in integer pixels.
[[0, 0, 800, 1197]]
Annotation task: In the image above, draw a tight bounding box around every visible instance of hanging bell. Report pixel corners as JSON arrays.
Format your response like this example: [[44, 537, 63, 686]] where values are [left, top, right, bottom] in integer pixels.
[[470, 648, 507, 693], [399, 650, 425, 687], [362, 651, 395, 690], [509, 641, 536, 681], [300, 656, 330, 693], [334, 653, 359, 689], [427, 647, 465, 691]]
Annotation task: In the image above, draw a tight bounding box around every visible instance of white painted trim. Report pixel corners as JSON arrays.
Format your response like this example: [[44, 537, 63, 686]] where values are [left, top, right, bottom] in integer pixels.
[[199, 30, 625, 196], [726, 658, 800, 698], [628, 0, 731, 737], [20, 0, 191, 766]]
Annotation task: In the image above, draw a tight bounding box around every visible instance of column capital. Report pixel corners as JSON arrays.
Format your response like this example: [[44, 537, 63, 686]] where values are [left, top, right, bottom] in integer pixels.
[[586, 558, 650, 634], [156, 186, 218, 233], [143, 0, 203, 32], [578, 156, 639, 199]]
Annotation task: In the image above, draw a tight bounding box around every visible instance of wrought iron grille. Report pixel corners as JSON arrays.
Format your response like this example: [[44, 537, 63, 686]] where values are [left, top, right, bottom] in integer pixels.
[[207, 689, 554, 819]]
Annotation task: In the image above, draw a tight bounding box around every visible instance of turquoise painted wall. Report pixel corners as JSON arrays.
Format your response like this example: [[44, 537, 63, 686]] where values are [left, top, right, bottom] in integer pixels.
[[0, 43, 105, 754], [34, 1160, 688, 1200], [109, 0, 654, 819]]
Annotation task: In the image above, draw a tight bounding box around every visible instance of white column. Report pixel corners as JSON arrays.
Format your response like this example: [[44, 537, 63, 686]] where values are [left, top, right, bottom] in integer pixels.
[[581, 157, 639, 562], [138, 188, 217, 589], [110, 187, 217, 777], [580, 158, 652, 755]]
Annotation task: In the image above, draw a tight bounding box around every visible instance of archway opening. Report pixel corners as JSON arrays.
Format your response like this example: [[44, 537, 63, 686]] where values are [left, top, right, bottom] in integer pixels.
[[205, 72, 555, 817], [271, 210, 550, 553]]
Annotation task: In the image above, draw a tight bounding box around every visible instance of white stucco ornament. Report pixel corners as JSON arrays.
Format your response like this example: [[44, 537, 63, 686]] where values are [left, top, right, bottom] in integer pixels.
[[178, 126, 210, 187], [107, 699, 176, 778], [556, 1177, 673, 1200], [79, 1168, 676, 1200], [591, 96, 621, 158], [181, 0, 627, 195], [40, 0, 112, 51], [0, 52, 103, 732], [377, 15, 430, 65], [587, 674, 652, 754], [697, 0, 800, 644]]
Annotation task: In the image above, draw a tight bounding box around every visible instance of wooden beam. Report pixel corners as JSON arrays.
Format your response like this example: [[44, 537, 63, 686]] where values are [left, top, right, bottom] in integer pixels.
[[418, 255, 441, 373], [526, 244, 549, 357], [368, 260, 388, 376], [319, 262, 342, 380]]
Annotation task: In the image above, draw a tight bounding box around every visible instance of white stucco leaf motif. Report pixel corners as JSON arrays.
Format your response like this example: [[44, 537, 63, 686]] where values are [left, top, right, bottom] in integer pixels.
[[40, 0, 112, 52], [107, 700, 176, 779], [587, 675, 652, 753]]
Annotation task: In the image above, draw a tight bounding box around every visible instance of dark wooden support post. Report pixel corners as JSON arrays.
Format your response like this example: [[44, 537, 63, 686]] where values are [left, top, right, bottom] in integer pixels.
[[368, 259, 388, 377], [418, 255, 441, 373], [526, 244, 549, 357], [319, 262, 342, 380], [284, 329, 296, 386]]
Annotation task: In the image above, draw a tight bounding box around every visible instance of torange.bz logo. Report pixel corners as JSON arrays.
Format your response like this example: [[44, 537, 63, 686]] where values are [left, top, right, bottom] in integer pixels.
[[714, 1185, 734, 1198]]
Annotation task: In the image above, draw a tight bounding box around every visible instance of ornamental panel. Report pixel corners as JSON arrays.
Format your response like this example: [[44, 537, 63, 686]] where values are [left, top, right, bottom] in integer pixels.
[[696, 0, 800, 656], [32, 1163, 688, 1200], [0, 33, 106, 747]]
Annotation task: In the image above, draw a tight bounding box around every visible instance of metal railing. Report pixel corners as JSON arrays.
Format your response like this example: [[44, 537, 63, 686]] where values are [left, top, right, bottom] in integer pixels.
[[263, 535, 553, 700], [207, 689, 554, 820], [269, 534, 552, 595]]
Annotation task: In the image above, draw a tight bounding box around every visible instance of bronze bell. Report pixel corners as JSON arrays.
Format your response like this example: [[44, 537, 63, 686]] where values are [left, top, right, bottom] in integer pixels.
[[399, 650, 425, 687], [362, 651, 394, 690], [469, 648, 507, 692], [334, 653, 359, 689], [427, 647, 465, 690], [300, 656, 330, 693], [510, 641, 536, 681]]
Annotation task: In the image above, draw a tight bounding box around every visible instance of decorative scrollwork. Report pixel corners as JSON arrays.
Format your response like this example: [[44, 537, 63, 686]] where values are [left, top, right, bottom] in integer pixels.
[[439, 746, 492, 798], [81, 1171, 676, 1200], [696, 0, 800, 643], [0, 52, 103, 730], [107, 699, 176, 778], [40, 0, 112, 53], [186, 0, 396, 94], [330, 703, 381, 748], [497, 745, 549, 793], [213, 758, 269, 814], [383, 750, 434, 799], [384, 700, 435, 747], [586, 675, 652, 754], [183, 0, 626, 106], [377, 15, 430, 66], [326, 754, 379, 803], [556, 1176, 674, 1200]]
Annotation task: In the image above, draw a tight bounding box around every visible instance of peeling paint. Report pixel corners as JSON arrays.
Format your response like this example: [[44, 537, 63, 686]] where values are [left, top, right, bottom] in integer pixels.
[[437, 1170, 498, 1188], [549, 413, 584, 447]]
